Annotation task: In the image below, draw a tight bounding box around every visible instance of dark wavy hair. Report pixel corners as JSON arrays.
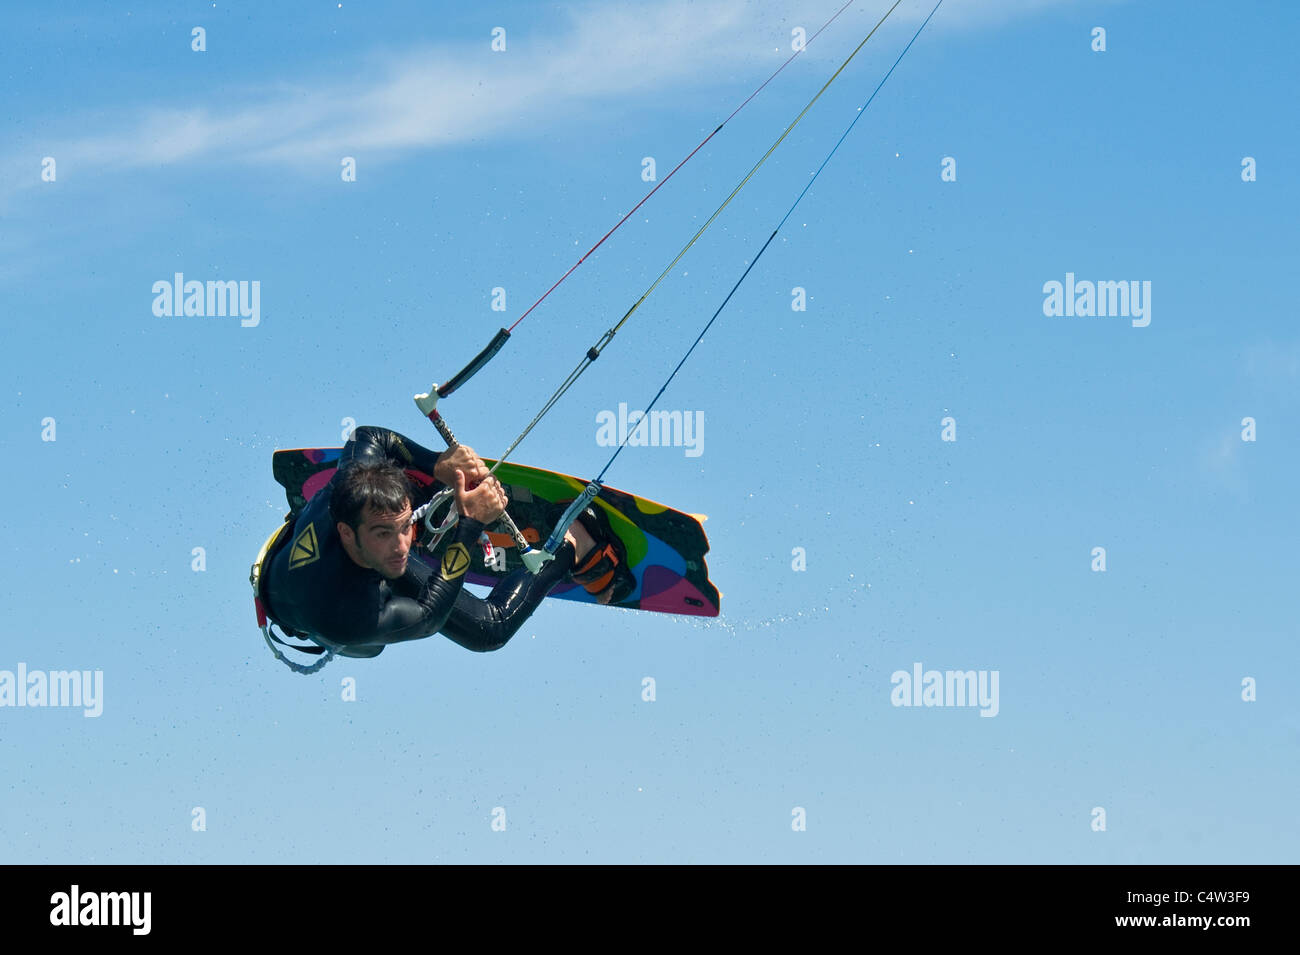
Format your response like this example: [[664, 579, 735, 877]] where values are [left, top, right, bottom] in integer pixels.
[[329, 463, 413, 533]]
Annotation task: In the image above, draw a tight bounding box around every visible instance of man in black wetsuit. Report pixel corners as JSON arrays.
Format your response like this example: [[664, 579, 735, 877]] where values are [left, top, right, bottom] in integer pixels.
[[262, 426, 626, 658]]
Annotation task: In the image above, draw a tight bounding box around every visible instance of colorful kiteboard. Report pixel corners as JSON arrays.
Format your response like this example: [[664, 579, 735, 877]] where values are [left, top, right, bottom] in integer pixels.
[[271, 448, 720, 618]]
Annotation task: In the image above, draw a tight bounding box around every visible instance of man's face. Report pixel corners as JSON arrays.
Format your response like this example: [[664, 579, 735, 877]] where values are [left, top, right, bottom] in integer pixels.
[[345, 501, 416, 579]]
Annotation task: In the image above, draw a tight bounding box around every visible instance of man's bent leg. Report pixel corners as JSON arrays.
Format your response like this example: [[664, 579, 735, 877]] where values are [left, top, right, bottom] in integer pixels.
[[439, 542, 577, 652]]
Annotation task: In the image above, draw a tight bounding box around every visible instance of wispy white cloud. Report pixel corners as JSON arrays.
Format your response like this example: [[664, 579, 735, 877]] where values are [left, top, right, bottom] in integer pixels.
[[1242, 339, 1300, 394], [907, 0, 1112, 29], [3, 0, 1098, 197], [1197, 429, 1250, 498], [1193, 339, 1299, 496]]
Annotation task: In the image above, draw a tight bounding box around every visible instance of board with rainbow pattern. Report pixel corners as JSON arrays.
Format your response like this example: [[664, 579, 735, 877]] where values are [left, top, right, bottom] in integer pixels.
[[271, 448, 720, 617]]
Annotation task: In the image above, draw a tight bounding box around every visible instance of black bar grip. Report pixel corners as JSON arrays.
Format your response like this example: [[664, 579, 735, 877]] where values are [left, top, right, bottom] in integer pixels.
[[438, 328, 511, 398]]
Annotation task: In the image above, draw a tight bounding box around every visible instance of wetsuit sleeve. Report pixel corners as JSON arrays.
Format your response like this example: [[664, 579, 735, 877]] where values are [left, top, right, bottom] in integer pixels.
[[340, 425, 446, 488], [334, 518, 487, 646]]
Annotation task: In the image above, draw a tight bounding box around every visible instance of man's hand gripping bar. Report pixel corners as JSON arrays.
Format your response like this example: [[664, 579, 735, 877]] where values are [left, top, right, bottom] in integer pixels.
[[413, 385, 553, 574]]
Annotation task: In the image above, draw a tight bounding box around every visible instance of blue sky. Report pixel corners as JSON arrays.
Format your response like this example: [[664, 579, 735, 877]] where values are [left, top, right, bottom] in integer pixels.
[[2, 0, 1296, 863]]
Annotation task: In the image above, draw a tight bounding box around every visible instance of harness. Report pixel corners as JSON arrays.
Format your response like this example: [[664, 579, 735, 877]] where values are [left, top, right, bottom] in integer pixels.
[[249, 519, 337, 675]]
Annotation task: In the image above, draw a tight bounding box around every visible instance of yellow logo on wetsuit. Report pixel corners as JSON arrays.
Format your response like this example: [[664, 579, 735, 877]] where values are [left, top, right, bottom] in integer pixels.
[[288, 523, 320, 570], [440, 542, 471, 580]]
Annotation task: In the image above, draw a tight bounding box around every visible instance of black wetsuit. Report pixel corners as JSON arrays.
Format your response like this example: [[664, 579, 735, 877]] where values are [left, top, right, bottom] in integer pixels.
[[263, 426, 575, 657]]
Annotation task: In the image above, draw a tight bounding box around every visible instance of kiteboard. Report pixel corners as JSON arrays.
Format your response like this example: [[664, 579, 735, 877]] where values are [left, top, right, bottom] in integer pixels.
[[271, 448, 720, 618]]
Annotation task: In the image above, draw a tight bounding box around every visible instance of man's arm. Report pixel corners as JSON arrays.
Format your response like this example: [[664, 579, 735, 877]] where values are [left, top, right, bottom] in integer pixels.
[[321, 467, 510, 648], [340, 425, 443, 484], [329, 518, 486, 646], [341, 426, 488, 490]]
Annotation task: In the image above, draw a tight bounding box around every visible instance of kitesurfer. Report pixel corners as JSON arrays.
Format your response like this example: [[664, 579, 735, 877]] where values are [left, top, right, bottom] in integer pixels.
[[259, 426, 632, 658]]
